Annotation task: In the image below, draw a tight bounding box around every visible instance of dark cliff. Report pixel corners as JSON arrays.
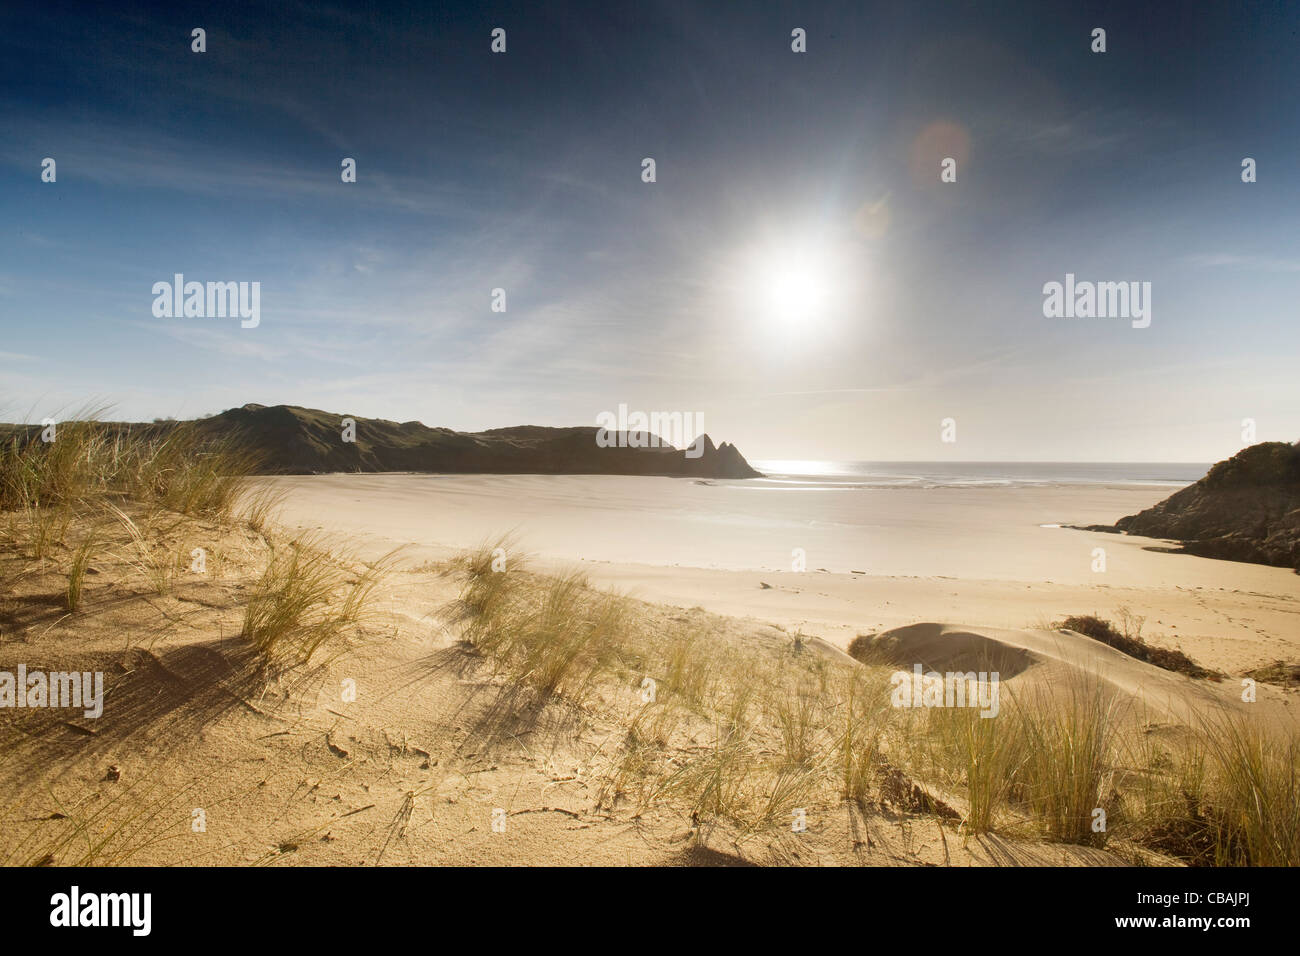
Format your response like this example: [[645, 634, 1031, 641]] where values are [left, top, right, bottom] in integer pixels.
[[1112, 441, 1300, 571]]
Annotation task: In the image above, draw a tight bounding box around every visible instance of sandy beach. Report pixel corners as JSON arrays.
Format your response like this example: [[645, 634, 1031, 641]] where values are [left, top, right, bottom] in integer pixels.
[[259, 473, 1300, 678], [4, 432, 1299, 870]]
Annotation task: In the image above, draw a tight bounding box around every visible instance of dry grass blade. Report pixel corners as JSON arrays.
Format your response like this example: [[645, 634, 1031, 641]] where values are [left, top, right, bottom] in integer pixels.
[[64, 525, 99, 611], [242, 535, 399, 666], [106, 503, 171, 595]]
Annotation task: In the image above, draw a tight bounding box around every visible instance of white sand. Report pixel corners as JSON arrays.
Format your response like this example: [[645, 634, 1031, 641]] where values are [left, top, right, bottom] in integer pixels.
[[257, 473, 1300, 676]]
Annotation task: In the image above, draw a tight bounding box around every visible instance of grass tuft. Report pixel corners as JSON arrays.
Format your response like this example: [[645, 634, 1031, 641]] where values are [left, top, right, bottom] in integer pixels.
[[242, 534, 396, 666]]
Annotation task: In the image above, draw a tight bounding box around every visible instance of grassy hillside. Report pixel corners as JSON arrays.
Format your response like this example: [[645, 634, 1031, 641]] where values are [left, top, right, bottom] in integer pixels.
[[1, 405, 764, 479], [197, 403, 762, 477]]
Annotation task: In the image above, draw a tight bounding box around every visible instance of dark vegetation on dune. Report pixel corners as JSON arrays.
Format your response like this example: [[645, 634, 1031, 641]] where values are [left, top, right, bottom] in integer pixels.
[[1094, 441, 1300, 572], [1, 404, 763, 480], [1057, 614, 1220, 681], [1245, 661, 1300, 688]]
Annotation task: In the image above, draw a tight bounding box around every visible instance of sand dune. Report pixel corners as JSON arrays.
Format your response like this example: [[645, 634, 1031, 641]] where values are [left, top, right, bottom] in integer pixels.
[[861, 622, 1285, 730]]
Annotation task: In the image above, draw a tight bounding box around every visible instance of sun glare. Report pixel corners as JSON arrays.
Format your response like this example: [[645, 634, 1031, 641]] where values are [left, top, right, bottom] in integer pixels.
[[739, 237, 846, 336], [763, 257, 829, 324]]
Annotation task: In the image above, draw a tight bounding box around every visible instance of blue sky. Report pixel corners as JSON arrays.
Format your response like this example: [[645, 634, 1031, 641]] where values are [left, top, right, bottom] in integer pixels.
[[2, 0, 1298, 461]]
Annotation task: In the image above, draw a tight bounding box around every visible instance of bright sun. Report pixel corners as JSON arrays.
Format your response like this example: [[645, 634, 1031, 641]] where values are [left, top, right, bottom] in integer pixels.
[[763, 257, 829, 324], [723, 231, 854, 346]]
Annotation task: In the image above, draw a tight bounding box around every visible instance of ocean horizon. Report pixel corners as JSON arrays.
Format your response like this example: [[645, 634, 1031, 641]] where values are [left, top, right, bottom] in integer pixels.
[[748, 460, 1209, 488]]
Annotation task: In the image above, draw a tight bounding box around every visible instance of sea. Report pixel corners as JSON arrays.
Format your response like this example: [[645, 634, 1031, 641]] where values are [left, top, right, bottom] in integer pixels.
[[747, 461, 1207, 489]]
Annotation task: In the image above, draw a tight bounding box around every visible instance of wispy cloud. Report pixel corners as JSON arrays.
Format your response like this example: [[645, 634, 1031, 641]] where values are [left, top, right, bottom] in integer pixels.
[[123, 320, 283, 361], [0, 118, 473, 216], [1187, 253, 1300, 272]]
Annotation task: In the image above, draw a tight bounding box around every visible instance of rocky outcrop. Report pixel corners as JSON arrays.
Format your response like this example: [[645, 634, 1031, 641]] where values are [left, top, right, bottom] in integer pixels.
[[1112, 441, 1300, 571], [197, 404, 764, 479]]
